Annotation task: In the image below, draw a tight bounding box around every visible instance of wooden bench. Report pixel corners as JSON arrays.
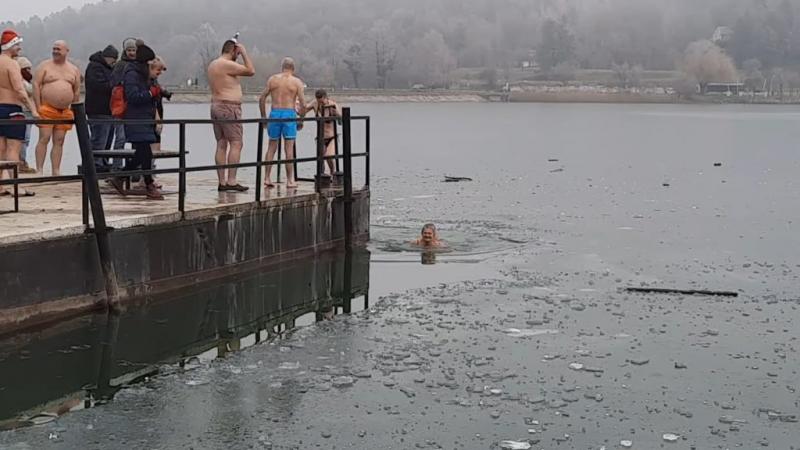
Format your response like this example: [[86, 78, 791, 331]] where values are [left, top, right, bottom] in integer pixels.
[[93, 149, 183, 162], [0, 161, 22, 213]]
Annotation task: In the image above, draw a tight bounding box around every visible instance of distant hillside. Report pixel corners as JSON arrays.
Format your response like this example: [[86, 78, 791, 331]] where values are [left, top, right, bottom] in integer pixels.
[[4, 0, 800, 89]]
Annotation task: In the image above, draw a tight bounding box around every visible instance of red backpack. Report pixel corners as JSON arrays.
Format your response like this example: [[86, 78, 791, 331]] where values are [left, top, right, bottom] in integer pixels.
[[110, 85, 127, 118]]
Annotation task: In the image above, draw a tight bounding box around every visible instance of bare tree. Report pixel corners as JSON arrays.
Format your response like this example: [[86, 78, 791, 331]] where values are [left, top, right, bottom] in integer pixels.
[[682, 40, 738, 94], [372, 21, 397, 89], [195, 23, 219, 86], [612, 62, 644, 89], [342, 43, 363, 88], [672, 76, 698, 99]]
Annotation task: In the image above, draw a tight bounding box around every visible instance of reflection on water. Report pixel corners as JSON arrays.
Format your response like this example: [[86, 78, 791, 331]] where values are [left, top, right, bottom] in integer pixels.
[[0, 249, 370, 430]]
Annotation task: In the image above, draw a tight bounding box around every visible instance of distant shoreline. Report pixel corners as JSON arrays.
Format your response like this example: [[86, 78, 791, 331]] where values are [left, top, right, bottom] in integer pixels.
[[167, 89, 800, 105]]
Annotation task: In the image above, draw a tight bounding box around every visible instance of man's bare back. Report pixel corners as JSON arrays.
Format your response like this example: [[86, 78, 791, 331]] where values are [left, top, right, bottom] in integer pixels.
[[35, 59, 80, 109], [0, 54, 33, 108], [270, 73, 303, 109]]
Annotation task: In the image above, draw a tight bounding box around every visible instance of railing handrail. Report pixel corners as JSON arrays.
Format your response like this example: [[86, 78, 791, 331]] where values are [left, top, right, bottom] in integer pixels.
[[0, 153, 369, 186], [0, 116, 370, 126]]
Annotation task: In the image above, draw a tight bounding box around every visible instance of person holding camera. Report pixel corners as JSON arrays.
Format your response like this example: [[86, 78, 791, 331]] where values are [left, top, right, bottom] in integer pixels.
[[207, 38, 254, 192]]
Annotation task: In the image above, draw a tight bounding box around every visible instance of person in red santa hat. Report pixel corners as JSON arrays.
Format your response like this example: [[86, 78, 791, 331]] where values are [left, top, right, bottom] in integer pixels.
[[0, 29, 38, 196]]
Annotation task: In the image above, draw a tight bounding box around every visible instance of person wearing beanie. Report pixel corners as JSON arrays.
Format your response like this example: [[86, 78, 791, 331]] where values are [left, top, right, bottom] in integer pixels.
[[32, 40, 81, 176], [109, 38, 143, 153], [110, 43, 163, 200], [85, 44, 119, 171], [14, 56, 36, 173], [0, 29, 38, 194]]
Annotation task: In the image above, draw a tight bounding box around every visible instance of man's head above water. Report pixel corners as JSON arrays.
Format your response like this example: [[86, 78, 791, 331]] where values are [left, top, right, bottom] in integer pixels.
[[420, 223, 437, 244]]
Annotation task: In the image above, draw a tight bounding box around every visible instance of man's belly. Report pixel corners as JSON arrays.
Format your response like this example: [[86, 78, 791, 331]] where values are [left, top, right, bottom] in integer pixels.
[[41, 81, 74, 109]]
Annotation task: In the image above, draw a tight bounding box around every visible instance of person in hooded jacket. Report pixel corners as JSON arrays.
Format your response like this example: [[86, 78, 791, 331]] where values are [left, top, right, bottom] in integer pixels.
[[107, 38, 139, 155], [85, 44, 118, 170], [109, 43, 164, 200]]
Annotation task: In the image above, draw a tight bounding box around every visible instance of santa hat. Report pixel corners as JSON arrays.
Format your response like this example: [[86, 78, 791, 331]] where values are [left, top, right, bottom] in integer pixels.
[[1, 29, 23, 51]]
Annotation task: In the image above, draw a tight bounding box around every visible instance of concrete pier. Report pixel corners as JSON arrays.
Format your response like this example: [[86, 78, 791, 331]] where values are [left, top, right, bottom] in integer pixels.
[[0, 175, 369, 332]]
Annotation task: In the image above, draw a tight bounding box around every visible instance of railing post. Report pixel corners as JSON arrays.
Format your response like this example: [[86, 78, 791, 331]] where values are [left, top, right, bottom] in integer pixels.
[[342, 107, 353, 248], [255, 122, 264, 203], [178, 123, 186, 219], [315, 116, 325, 193], [72, 103, 119, 305], [365, 117, 371, 187]]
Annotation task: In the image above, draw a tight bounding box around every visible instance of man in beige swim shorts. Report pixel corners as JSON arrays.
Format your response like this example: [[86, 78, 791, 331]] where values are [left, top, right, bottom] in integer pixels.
[[207, 38, 254, 192]]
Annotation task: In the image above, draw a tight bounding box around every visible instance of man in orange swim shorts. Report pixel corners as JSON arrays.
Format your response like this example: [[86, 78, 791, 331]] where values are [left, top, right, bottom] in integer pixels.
[[33, 40, 80, 176]]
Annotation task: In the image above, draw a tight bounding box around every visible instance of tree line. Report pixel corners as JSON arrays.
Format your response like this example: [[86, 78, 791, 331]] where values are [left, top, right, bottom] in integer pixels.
[[3, 0, 800, 90]]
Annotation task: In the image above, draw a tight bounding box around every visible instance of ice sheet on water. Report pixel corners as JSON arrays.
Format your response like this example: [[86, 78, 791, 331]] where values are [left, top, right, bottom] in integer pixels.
[[499, 441, 532, 450], [503, 328, 560, 338]]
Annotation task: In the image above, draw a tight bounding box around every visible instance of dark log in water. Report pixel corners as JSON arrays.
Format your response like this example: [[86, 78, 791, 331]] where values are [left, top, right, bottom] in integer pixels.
[[625, 287, 739, 297]]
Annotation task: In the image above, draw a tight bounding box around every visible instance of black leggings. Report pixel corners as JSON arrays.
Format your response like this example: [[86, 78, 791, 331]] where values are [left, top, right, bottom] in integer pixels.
[[127, 142, 153, 185]]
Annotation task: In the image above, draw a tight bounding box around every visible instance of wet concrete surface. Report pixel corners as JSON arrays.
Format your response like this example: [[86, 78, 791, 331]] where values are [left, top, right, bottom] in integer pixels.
[[2, 103, 800, 448], [0, 173, 319, 243]]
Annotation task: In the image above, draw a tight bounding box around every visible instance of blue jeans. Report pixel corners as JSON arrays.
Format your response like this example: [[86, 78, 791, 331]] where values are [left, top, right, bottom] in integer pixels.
[[89, 115, 114, 170], [20, 120, 31, 164], [109, 122, 126, 169]]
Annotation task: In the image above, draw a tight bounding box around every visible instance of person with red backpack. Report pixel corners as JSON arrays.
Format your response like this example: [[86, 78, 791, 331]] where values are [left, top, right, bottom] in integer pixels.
[[107, 38, 138, 165], [109, 43, 164, 200]]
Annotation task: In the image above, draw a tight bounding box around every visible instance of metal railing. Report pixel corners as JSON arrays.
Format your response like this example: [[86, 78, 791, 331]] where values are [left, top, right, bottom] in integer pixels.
[[0, 103, 369, 217], [0, 104, 370, 300]]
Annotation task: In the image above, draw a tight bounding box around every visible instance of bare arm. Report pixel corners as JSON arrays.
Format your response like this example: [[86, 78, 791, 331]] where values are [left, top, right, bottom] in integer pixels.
[[32, 64, 45, 108], [258, 77, 272, 118], [295, 78, 306, 115], [72, 66, 81, 103], [235, 45, 255, 77], [299, 99, 316, 117], [9, 68, 38, 116], [222, 59, 254, 78]]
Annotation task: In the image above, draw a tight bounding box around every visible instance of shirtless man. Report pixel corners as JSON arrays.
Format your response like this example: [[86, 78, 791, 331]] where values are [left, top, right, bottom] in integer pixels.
[[259, 57, 306, 189], [300, 89, 341, 176], [0, 29, 38, 195], [33, 40, 81, 176], [208, 39, 254, 192]]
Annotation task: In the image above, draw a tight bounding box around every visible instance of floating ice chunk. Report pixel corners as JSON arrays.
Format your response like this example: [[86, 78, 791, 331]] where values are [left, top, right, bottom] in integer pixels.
[[499, 441, 532, 450], [663, 433, 680, 442], [504, 328, 559, 338]]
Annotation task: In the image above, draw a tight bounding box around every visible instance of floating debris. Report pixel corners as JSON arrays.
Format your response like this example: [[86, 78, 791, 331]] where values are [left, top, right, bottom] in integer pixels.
[[444, 176, 472, 182], [498, 441, 532, 450], [625, 287, 738, 297], [28, 412, 58, 426], [332, 376, 355, 388], [628, 358, 650, 366], [620, 440, 633, 448], [504, 328, 559, 338], [663, 433, 680, 442], [568, 363, 584, 371]]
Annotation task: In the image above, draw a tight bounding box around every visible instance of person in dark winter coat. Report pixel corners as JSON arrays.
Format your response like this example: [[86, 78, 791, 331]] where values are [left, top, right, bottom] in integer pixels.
[[85, 45, 118, 170], [109, 43, 164, 200], [107, 38, 139, 154]]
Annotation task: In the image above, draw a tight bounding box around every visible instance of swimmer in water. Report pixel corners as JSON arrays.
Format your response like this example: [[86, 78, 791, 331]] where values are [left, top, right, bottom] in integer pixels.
[[413, 223, 445, 249]]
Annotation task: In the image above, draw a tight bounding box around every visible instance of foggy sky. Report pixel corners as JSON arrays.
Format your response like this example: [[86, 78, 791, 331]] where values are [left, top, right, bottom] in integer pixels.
[[4, 0, 102, 23]]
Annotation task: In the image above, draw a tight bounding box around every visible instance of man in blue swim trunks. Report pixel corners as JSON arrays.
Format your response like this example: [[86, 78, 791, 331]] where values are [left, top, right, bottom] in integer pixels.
[[0, 29, 38, 195], [259, 57, 306, 189]]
